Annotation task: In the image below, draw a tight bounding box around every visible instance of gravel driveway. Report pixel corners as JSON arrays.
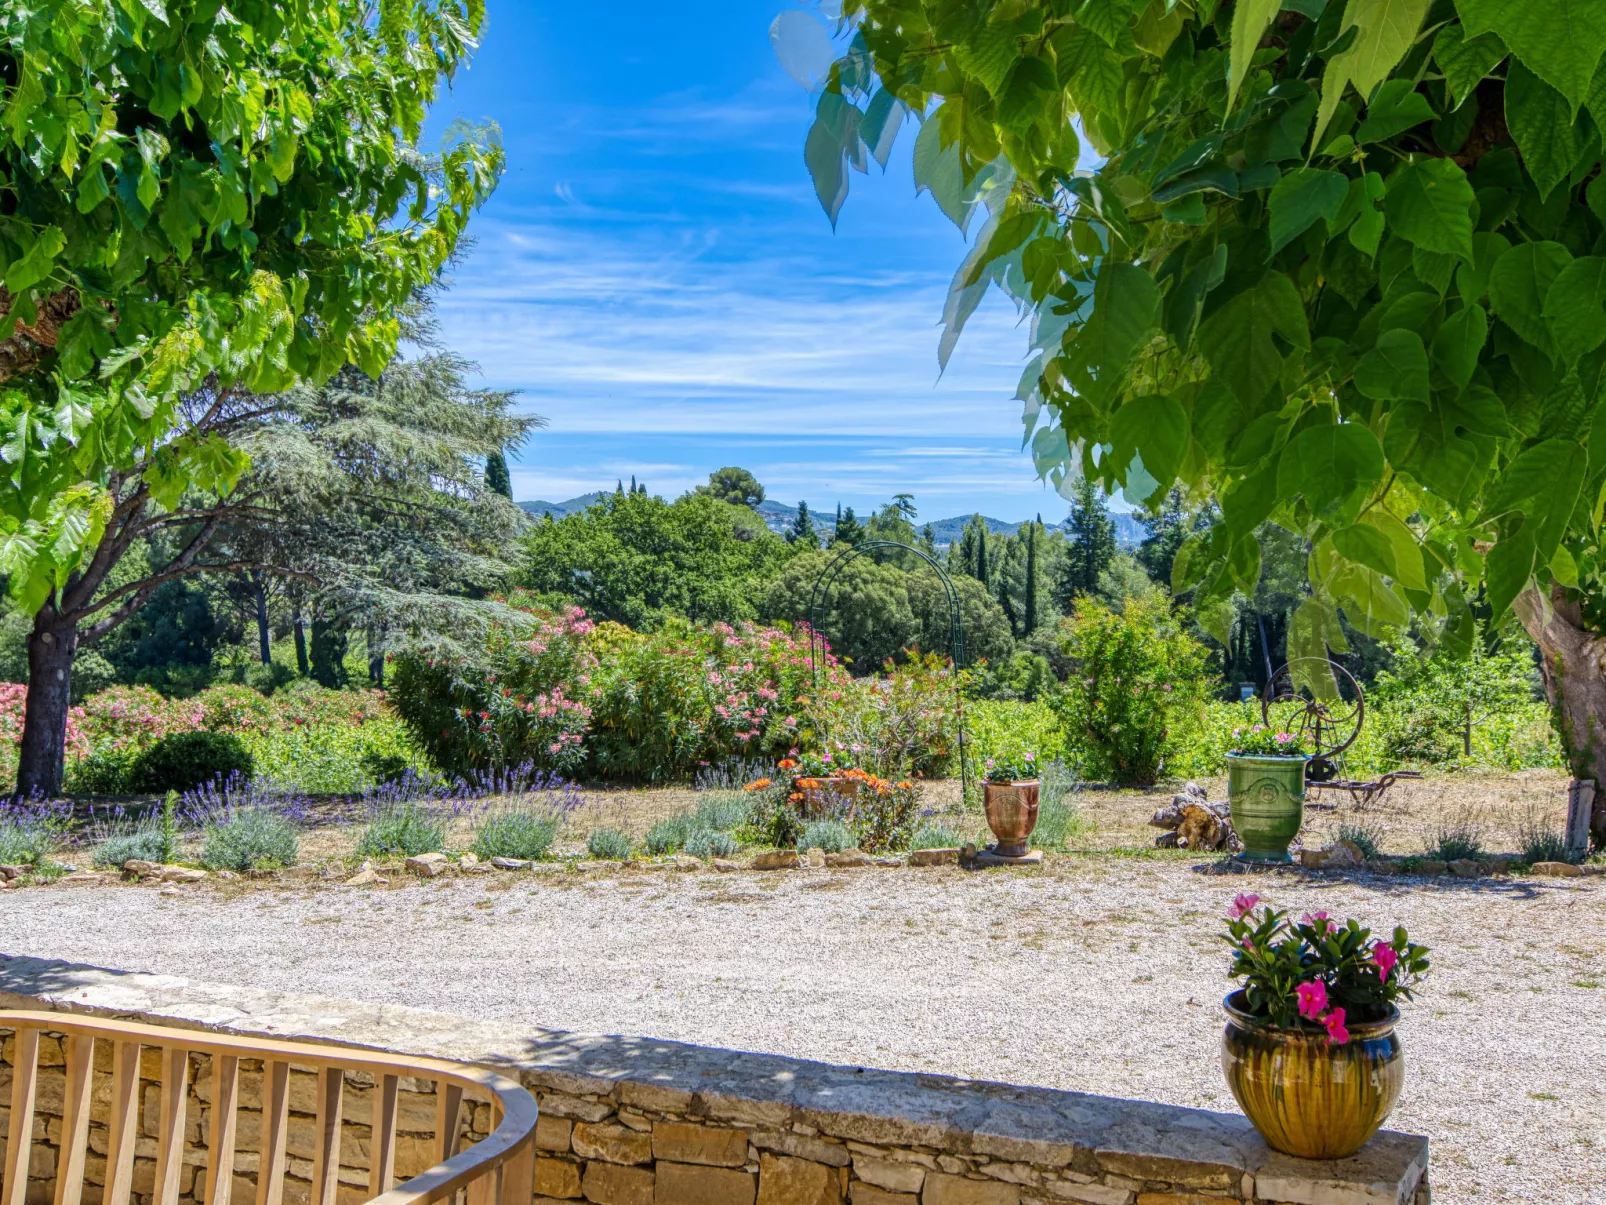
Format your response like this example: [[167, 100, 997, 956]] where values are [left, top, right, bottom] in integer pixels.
[[6, 860, 1603, 1204]]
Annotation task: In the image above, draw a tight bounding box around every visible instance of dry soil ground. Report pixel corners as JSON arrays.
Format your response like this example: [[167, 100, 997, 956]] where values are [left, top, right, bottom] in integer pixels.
[[5, 822, 1602, 1205]]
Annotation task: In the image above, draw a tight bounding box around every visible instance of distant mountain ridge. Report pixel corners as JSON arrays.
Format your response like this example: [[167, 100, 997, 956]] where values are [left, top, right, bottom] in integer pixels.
[[521, 491, 1145, 548]]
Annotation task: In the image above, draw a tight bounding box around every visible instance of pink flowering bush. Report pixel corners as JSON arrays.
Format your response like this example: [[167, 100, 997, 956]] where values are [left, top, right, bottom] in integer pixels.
[[1223, 894, 1429, 1040], [388, 594, 597, 777], [0, 684, 90, 786], [585, 618, 834, 782], [1229, 725, 1310, 757]]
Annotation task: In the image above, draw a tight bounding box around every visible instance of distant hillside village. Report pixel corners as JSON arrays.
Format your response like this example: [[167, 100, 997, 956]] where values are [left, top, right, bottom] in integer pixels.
[[521, 487, 1148, 548]]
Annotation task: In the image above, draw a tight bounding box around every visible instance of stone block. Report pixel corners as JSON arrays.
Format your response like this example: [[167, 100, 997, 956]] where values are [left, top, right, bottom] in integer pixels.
[[1133, 1196, 1236, 1205], [850, 1187, 917, 1205], [1413, 860, 1448, 877], [751, 1132, 852, 1168], [616, 1081, 693, 1114], [1531, 861, 1583, 878], [654, 1162, 757, 1205], [908, 848, 959, 867], [539, 1094, 615, 1123], [757, 1153, 841, 1205], [405, 854, 450, 877], [491, 857, 530, 870], [1092, 1153, 1233, 1193], [582, 1161, 654, 1205], [1043, 1183, 1131, 1205], [537, 1115, 574, 1151], [159, 866, 207, 883], [852, 1157, 923, 1194], [535, 1156, 583, 1199], [824, 852, 872, 869], [919, 1175, 1018, 1205], [752, 851, 802, 871], [1448, 860, 1481, 879], [652, 1122, 749, 1168], [573, 1122, 652, 1165], [1254, 1133, 1428, 1205]]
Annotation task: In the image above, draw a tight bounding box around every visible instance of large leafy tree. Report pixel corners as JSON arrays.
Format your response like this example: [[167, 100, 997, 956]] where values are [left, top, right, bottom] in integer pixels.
[[794, 0, 1606, 820], [0, 1, 501, 792]]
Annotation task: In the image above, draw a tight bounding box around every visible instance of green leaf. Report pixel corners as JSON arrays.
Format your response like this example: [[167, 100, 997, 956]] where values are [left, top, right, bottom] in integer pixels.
[[1054, 25, 1126, 121], [1354, 328, 1431, 401], [1315, 0, 1433, 143], [1384, 157, 1476, 263], [1552, 544, 1581, 588], [1277, 423, 1387, 526], [1430, 303, 1488, 392], [1268, 168, 1348, 255], [1333, 522, 1398, 576], [1484, 522, 1535, 618], [997, 56, 1057, 138], [1171, 531, 1210, 592], [1355, 79, 1436, 143], [1229, 0, 1283, 109], [1456, 231, 1511, 304], [1228, 532, 1262, 592], [913, 116, 969, 231], [1457, 0, 1606, 113], [1384, 386, 1506, 508], [1220, 464, 1279, 536], [1363, 509, 1430, 591], [1433, 24, 1509, 107], [1542, 256, 1606, 365], [1109, 394, 1189, 507], [1288, 596, 1346, 697], [1077, 263, 1161, 398], [4, 226, 65, 293], [1488, 240, 1572, 353], [1199, 272, 1309, 405], [1484, 437, 1587, 558], [1505, 58, 1582, 200]]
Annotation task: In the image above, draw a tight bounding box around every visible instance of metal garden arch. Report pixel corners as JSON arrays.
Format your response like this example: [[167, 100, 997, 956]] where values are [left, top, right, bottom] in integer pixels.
[[805, 541, 972, 800]]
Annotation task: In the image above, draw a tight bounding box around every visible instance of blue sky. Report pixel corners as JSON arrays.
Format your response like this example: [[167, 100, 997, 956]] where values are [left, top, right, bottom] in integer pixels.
[[423, 1, 1081, 523]]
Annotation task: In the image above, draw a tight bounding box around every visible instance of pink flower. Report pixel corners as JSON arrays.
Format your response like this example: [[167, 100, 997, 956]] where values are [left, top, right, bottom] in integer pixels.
[[1228, 892, 1260, 920], [1322, 1008, 1349, 1046], [1295, 980, 1328, 1021], [1241, 936, 1255, 953], [1372, 943, 1399, 979], [1301, 911, 1335, 936]]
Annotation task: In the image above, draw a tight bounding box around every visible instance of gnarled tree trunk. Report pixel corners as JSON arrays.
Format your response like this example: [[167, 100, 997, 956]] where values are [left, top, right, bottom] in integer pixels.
[[1514, 583, 1606, 849], [16, 604, 78, 798]]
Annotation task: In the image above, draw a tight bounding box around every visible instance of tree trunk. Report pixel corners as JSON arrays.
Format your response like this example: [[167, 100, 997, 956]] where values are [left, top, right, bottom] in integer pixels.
[[367, 623, 385, 687], [1514, 582, 1606, 849], [252, 571, 271, 664], [16, 606, 77, 797], [293, 603, 309, 675]]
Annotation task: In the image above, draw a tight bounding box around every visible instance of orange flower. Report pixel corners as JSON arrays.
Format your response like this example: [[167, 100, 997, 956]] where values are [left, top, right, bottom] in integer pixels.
[[777, 758, 798, 770], [744, 777, 773, 792]]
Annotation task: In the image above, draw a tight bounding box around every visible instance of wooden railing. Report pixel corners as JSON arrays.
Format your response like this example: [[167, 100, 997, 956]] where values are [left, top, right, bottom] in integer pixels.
[[0, 1010, 537, 1205]]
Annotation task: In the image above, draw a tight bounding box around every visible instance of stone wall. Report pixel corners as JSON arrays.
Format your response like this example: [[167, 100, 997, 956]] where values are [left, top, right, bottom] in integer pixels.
[[0, 955, 1429, 1205]]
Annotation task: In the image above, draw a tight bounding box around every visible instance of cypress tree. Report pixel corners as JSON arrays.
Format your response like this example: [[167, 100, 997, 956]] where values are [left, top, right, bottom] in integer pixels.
[[484, 449, 513, 499], [974, 516, 989, 589], [1024, 520, 1039, 634]]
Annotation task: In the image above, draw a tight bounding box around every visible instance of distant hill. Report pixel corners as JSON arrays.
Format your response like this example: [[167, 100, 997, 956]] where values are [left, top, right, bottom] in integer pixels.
[[519, 492, 606, 519], [519, 491, 1147, 548]]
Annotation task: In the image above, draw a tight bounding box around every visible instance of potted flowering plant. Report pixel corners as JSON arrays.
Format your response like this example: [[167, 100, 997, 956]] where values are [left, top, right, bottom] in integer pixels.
[[1225, 724, 1310, 863], [1220, 894, 1430, 1159], [981, 751, 1038, 857]]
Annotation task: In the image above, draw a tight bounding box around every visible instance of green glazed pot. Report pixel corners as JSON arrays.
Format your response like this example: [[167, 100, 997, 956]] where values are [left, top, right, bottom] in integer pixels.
[[1227, 754, 1307, 863], [1221, 990, 1403, 1159]]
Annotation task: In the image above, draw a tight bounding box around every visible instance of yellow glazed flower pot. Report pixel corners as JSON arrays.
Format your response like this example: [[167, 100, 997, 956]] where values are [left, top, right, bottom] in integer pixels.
[[1221, 991, 1403, 1159]]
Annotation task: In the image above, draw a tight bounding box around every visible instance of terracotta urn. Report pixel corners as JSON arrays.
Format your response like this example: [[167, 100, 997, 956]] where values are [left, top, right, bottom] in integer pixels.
[[1221, 990, 1404, 1159], [982, 780, 1039, 857]]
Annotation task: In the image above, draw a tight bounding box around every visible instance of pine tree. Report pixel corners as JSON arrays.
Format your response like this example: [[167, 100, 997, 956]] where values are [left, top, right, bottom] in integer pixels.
[[1024, 520, 1039, 634], [1061, 476, 1116, 604], [920, 523, 937, 558], [484, 450, 513, 499], [834, 506, 866, 547], [790, 500, 820, 548]]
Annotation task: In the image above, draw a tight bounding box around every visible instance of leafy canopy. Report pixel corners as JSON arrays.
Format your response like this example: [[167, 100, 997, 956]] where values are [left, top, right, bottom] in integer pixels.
[[0, 0, 501, 615], [791, 0, 1606, 688]]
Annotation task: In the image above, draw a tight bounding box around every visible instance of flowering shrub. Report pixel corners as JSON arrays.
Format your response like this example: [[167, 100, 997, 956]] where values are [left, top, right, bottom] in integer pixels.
[[798, 651, 965, 779], [1052, 596, 1213, 786], [388, 599, 597, 777], [1223, 894, 1430, 1040], [1229, 726, 1310, 757], [584, 618, 827, 782]]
